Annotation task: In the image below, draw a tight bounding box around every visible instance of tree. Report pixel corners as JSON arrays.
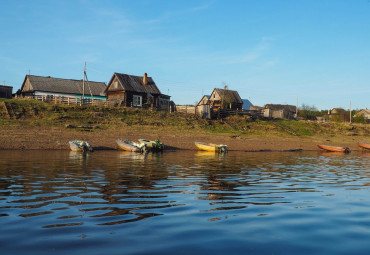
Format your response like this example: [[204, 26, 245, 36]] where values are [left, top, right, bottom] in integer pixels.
[[298, 104, 320, 120]]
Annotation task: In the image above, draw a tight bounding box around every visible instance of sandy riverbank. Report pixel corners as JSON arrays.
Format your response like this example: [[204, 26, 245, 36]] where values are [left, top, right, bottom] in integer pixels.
[[0, 125, 366, 152]]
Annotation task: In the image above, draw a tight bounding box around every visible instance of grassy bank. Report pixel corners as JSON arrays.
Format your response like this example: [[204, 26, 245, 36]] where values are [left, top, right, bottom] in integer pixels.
[[0, 98, 369, 151], [1, 98, 369, 136]]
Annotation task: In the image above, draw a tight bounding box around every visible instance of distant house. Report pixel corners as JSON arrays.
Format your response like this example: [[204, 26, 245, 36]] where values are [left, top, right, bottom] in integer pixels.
[[328, 108, 349, 122], [0, 85, 13, 98], [264, 104, 297, 119], [354, 109, 370, 123], [242, 99, 253, 110], [105, 72, 170, 110], [20, 75, 107, 101], [195, 88, 243, 118], [209, 88, 243, 111]]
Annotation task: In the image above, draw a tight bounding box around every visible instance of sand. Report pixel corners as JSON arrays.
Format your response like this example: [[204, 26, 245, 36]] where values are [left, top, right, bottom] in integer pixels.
[[0, 125, 364, 152]]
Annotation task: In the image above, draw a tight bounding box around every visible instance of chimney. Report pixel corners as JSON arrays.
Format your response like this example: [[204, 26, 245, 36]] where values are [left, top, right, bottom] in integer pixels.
[[143, 73, 147, 85]]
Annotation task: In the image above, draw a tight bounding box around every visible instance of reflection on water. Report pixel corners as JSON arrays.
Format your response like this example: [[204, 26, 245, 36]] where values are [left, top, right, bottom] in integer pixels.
[[1, 150, 370, 254]]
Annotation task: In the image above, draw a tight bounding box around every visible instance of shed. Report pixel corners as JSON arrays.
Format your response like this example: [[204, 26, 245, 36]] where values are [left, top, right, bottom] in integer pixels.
[[196, 95, 211, 119], [264, 104, 297, 119], [0, 85, 13, 98]]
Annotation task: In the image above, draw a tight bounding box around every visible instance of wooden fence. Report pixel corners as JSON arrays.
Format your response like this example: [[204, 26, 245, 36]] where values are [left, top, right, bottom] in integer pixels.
[[25, 95, 106, 106], [215, 109, 264, 118]]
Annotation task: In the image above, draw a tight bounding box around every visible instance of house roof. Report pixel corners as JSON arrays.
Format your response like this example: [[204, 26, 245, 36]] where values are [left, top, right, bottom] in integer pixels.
[[0, 85, 13, 89], [265, 104, 296, 112], [242, 99, 253, 110], [213, 88, 243, 104], [107, 72, 162, 95], [196, 95, 211, 106], [355, 109, 370, 116], [21, 75, 107, 96]]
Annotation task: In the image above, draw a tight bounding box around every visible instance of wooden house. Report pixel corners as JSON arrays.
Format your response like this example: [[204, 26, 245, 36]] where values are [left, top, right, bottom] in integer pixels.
[[0, 85, 13, 98], [20, 75, 107, 101], [208, 88, 243, 111], [264, 104, 297, 119], [195, 88, 243, 118], [328, 108, 349, 122], [354, 109, 370, 123], [105, 72, 171, 110]]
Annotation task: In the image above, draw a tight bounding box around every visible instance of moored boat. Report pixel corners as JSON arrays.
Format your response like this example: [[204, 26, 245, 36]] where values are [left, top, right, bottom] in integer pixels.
[[358, 142, 370, 150], [138, 139, 164, 151], [116, 139, 145, 152], [69, 140, 94, 152], [194, 141, 228, 153], [317, 144, 350, 153]]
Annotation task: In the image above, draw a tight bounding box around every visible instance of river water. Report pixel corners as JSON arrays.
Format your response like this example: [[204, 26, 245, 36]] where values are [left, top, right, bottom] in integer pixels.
[[1, 150, 370, 254]]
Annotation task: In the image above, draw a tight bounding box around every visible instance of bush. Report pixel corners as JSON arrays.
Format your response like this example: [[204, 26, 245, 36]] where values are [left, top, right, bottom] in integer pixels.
[[353, 114, 367, 124]]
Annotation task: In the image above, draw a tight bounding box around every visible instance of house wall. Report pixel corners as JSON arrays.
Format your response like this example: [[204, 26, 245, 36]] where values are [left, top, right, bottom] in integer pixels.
[[33, 91, 106, 100], [22, 79, 33, 92], [264, 109, 295, 119], [196, 104, 211, 119]]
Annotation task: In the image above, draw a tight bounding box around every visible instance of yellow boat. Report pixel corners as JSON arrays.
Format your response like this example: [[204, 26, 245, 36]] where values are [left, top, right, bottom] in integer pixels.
[[194, 141, 228, 153]]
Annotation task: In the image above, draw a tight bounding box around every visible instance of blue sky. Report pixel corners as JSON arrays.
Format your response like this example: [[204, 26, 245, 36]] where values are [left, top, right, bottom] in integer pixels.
[[0, 0, 369, 109]]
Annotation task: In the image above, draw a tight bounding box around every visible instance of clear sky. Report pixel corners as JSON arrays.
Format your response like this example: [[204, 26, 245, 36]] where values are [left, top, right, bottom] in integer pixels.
[[0, 0, 369, 110]]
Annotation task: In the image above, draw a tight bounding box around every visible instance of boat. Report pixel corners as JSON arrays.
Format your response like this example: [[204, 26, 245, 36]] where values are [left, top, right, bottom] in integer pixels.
[[138, 139, 164, 151], [116, 139, 145, 152], [358, 142, 370, 150], [194, 141, 228, 153], [69, 140, 94, 152], [317, 144, 350, 153]]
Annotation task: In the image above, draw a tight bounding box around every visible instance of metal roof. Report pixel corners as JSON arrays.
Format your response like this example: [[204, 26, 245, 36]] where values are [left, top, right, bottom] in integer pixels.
[[21, 75, 107, 96]]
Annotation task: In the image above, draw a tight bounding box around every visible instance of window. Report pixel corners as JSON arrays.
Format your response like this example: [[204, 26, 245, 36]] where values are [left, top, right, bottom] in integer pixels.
[[133, 95, 142, 107]]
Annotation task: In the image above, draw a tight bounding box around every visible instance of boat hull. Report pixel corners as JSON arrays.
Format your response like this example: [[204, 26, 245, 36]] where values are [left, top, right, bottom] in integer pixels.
[[317, 144, 350, 153], [138, 139, 164, 151], [69, 141, 93, 152], [195, 142, 228, 152], [116, 139, 142, 152], [358, 142, 370, 150]]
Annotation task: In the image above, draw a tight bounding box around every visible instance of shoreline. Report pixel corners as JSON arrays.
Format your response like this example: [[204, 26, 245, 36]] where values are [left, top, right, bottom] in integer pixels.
[[0, 125, 366, 152]]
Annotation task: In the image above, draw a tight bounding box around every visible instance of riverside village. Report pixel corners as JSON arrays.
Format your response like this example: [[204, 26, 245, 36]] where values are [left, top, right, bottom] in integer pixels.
[[0, 66, 369, 153]]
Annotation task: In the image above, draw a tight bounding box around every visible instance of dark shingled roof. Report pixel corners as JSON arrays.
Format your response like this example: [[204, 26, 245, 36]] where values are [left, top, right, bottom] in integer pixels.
[[22, 75, 107, 96], [214, 88, 243, 104], [109, 73, 162, 95], [265, 104, 296, 112]]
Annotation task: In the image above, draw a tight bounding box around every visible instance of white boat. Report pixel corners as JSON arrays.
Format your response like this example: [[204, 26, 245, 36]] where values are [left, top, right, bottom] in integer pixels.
[[69, 140, 94, 152]]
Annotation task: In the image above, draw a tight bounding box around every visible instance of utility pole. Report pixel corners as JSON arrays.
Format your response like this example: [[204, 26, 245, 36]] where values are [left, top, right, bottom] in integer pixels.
[[296, 95, 298, 118], [82, 62, 86, 104], [350, 101, 352, 124]]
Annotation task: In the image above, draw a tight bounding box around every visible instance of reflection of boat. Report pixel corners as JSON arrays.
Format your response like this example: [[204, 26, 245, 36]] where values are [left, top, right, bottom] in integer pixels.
[[317, 144, 350, 153], [358, 142, 370, 150], [116, 139, 144, 152], [138, 139, 164, 151], [69, 140, 94, 152], [194, 142, 228, 153]]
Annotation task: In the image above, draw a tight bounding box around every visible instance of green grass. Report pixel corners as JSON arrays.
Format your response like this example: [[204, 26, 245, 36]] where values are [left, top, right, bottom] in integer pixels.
[[1, 98, 368, 137]]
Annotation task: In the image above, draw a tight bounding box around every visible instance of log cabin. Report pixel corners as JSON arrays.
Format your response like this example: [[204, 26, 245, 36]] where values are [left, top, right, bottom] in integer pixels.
[[105, 72, 171, 110]]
